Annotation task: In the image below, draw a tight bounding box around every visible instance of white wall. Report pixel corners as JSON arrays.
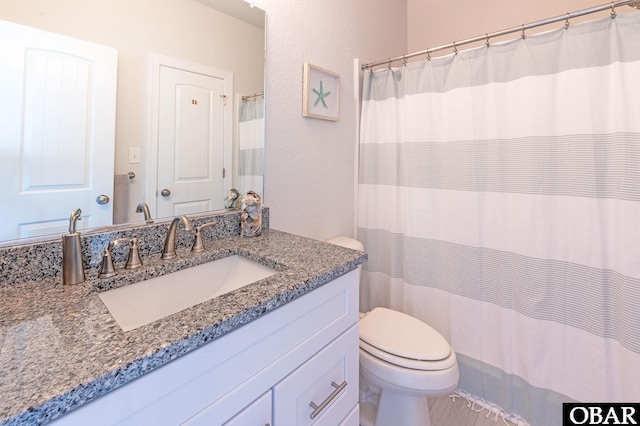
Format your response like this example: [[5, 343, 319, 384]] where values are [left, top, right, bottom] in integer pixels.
[[257, 0, 407, 241]]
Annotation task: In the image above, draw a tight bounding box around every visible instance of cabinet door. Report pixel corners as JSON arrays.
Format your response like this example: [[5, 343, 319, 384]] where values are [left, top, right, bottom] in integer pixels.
[[273, 325, 359, 425]]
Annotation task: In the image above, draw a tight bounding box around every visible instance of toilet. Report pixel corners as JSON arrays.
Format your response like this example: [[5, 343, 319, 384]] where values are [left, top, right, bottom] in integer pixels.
[[327, 236, 460, 426]]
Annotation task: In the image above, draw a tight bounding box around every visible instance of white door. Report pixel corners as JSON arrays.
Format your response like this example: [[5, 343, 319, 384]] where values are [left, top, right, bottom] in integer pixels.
[[156, 65, 227, 218], [0, 20, 117, 241]]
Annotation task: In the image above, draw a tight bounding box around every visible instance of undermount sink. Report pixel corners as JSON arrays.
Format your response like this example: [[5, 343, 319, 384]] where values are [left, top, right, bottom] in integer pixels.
[[98, 255, 277, 331]]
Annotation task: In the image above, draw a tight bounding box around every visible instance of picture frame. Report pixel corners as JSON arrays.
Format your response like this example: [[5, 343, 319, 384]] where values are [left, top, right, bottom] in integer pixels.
[[302, 63, 340, 121]]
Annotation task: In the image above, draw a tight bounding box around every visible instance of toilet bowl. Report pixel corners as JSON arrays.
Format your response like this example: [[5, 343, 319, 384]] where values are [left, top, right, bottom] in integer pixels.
[[359, 307, 459, 426], [326, 236, 459, 426]]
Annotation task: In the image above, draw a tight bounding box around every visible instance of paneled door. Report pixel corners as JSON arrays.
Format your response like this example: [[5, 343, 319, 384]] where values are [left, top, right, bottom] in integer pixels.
[[156, 65, 227, 218], [0, 20, 117, 241]]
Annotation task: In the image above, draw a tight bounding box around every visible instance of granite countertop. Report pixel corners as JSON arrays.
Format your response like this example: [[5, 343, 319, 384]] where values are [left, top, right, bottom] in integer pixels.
[[0, 229, 367, 425]]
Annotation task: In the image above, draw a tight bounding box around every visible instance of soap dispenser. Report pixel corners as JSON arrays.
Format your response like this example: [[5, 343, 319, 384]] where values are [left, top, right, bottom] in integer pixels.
[[62, 208, 86, 285]]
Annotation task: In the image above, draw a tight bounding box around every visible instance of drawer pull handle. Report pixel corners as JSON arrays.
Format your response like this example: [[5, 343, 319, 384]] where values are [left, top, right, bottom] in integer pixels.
[[309, 380, 348, 419]]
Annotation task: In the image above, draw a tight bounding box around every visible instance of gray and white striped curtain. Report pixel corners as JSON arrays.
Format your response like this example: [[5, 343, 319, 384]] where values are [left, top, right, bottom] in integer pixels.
[[238, 97, 264, 195], [358, 13, 640, 426]]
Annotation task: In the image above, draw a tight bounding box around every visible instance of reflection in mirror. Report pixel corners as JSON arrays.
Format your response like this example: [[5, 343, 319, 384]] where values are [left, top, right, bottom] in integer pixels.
[[238, 92, 265, 195], [0, 0, 265, 244]]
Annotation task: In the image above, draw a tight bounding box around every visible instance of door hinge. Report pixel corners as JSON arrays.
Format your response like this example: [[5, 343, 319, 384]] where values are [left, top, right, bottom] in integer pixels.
[[222, 168, 226, 178], [220, 94, 227, 106]]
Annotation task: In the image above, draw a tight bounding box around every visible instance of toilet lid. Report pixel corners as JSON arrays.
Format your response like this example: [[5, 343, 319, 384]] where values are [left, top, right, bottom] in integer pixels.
[[359, 307, 451, 362]]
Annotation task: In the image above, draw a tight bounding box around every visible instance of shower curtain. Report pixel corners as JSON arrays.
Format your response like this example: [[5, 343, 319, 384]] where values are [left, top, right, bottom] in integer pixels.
[[237, 97, 264, 195], [358, 13, 640, 426]]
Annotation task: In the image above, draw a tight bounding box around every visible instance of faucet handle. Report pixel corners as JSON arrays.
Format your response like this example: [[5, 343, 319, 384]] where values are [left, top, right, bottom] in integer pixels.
[[98, 243, 117, 278], [98, 237, 143, 278], [126, 237, 143, 269], [191, 222, 217, 253]]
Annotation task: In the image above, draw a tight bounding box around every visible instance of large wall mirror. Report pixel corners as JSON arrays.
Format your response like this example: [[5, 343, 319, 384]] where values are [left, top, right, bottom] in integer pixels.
[[0, 0, 265, 245]]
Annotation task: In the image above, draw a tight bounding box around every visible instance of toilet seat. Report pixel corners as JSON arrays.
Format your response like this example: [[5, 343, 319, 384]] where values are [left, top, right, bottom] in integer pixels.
[[359, 307, 456, 371]]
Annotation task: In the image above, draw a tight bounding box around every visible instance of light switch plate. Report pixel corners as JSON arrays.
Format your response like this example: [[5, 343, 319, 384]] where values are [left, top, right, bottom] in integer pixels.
[[129, 147, 141, 164]]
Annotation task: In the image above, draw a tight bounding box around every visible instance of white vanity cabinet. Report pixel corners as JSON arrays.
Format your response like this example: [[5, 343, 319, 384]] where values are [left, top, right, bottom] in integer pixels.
[[51, 269, 360, 426]]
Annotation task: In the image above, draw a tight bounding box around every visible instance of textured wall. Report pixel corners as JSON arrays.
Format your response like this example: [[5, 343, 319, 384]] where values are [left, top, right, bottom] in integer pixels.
[[407, 0, 635, 53], [257, 0, 407, 241]]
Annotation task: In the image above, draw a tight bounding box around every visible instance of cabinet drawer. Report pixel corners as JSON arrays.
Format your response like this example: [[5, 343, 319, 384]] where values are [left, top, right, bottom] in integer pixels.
[[223, 389, 271, 426], [183, 389, 272, 426], [274, 325, 359, 425]]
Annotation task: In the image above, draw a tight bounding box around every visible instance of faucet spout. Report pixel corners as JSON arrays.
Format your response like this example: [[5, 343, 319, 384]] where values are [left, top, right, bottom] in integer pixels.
[[136, 202, 153, 223], [62, 208, 85, 285], [161, 215, 193, 260], [68, 208, 82, 233]]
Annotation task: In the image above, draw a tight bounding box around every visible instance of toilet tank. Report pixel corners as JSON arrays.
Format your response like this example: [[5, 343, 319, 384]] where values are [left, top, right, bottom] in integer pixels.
[[326, 236, 364, 252]]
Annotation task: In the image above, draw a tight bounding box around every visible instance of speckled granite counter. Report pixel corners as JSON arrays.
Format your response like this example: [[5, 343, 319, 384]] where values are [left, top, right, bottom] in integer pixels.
[[0, 229, 366, 425]]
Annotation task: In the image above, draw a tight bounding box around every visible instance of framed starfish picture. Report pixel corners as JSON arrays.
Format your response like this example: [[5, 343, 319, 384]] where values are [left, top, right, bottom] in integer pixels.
[[303, 63, 340, 121]]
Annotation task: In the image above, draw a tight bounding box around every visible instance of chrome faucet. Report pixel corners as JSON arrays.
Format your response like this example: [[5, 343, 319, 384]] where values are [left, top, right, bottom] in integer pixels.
[[161, 215, 193, 260], [136, 202, 153, 224]]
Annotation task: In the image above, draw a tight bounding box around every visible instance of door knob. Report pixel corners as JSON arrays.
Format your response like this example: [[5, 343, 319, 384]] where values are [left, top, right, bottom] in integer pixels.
[[96, 195, 110, 205], [161, 189, 171, 197]]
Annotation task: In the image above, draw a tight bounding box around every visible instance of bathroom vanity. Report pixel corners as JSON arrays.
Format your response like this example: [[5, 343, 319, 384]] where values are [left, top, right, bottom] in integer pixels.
[[0, 214, 366, 425], [52, 269, 360, 425]]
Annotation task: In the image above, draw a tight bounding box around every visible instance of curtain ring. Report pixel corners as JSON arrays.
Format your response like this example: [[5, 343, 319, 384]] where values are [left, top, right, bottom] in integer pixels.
[[402, 55, 407, 67], [521, 24, 526, 39], [426, 51, 431, 61], [453, 41, 458, 54], [611, 2, 616, 19], [387, 58, 392, 69], [485, 33, 490, 48], [564, 13, 570, 29]]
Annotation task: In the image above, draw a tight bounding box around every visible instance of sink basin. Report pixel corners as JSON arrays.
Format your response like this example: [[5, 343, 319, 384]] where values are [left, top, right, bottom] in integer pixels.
[[98, 255, 277, 331]]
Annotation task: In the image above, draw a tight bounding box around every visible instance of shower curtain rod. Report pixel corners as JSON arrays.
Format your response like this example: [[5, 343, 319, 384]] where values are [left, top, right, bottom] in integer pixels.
[[362, 0, 639, 70], [241, 91, 264, 102]]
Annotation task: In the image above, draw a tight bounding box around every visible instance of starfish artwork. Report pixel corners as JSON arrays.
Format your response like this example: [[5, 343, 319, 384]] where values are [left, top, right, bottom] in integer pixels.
[[313, 80, 331, 108]]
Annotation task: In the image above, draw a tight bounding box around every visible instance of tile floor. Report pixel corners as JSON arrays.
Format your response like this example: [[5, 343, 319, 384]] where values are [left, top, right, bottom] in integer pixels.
[[428, 394, 519, 426]]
